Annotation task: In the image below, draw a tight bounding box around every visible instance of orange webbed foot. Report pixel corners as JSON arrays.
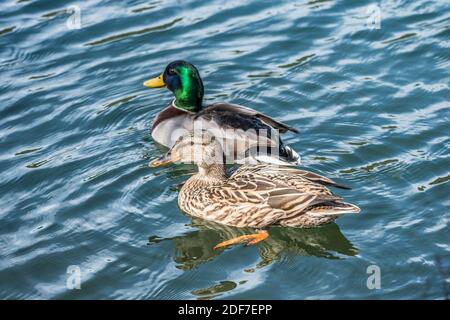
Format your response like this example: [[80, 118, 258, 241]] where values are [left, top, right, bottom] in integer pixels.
[[213, 231, 269, 250]]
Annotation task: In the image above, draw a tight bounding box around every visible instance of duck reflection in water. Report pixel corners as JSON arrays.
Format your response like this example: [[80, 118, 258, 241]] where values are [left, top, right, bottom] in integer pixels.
[[148, 217, 357, 270]]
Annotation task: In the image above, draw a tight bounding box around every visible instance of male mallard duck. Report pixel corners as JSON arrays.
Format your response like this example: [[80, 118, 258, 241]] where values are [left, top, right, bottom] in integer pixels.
[[144, 60, 300, 165], [150, 131, 360, 249]]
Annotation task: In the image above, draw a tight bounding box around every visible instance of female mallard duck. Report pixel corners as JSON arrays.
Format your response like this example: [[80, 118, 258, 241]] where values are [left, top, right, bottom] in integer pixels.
[[150, 131, 360, 249], [143, 60, 300, 165]]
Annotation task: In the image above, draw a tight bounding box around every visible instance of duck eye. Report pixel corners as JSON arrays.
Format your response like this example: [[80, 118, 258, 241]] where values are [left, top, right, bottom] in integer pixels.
[[167, 68, 175, 75]]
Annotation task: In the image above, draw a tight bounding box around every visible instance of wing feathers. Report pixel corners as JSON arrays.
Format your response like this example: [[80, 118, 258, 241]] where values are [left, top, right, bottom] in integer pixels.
[[198, 103, 299, 133], [181, 164, 358, 228]]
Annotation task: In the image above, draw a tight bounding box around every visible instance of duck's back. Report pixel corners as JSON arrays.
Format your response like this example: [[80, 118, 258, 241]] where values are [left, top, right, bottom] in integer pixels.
[[197, 103, 299, 134], [195, 103, 300, 165], [152, 102, 300, 165], [178, 173, 285, 228], [178, 164, 359, 228]]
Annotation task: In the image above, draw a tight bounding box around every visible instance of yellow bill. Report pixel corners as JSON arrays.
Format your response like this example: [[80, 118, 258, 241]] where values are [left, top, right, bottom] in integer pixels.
[[143, 73, 165, 88]]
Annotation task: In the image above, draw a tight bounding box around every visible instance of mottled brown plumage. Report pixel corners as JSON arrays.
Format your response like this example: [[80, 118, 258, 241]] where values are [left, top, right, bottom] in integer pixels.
[[150, 131, 360, 230]]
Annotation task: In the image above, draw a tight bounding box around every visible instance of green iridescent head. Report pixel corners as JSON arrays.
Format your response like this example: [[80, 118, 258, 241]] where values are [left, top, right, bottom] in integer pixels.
[[144, 60, 204, 112]]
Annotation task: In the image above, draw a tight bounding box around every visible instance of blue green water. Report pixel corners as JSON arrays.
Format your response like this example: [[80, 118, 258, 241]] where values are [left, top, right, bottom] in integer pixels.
[[0, 0, 449, 299]]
